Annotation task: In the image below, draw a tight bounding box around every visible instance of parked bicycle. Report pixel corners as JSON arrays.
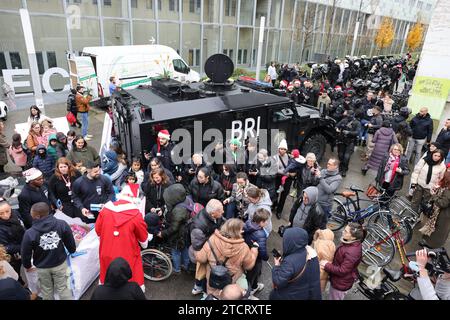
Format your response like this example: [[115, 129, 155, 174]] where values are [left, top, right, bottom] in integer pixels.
[[326, 185, 392, 231]]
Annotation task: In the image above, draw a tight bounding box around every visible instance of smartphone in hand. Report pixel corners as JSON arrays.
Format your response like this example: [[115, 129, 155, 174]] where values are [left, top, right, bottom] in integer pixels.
[[272, 248, 282, 258]]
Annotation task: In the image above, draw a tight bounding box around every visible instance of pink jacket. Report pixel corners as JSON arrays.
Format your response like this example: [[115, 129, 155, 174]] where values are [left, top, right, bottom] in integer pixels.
[[8, 145, 27, 167]]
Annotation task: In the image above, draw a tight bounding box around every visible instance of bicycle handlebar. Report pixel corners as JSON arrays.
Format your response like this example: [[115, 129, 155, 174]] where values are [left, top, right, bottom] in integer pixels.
[[406, 247, 447, 258]]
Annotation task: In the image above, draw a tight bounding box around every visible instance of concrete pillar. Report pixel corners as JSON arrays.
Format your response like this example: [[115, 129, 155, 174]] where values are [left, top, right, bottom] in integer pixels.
[[407, 0, 450, 138]]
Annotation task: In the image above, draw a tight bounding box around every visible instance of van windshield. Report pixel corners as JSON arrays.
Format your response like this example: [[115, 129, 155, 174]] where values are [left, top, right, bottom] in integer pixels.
[[173, 59, 190, 74]]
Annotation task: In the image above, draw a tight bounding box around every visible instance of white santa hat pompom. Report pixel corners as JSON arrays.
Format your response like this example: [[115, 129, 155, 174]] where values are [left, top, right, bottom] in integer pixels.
[[158, 129, 171, 140]]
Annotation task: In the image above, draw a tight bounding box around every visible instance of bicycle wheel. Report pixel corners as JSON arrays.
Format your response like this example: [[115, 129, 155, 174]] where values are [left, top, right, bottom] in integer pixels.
[[141, 248, 173, 281], [327, 198, 348, 231], [366, 211, 413, 245], [362, 224, 396, 267]]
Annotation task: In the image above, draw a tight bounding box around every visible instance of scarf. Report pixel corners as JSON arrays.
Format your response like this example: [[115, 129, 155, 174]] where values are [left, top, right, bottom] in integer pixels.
[[424, 152, 440, 185], [383, 154, 400, 183]]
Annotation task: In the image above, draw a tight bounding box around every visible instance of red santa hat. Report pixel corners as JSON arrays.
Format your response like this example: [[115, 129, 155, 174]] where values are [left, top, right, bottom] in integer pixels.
[[158, 129, 171, 140], [287, 84, 294, 91], [279, 80, 288, 88], [156, 129, 170, 153], [447, 163, 450, 169], [334, 85, 342, 90], [293, 79, 301, 86]]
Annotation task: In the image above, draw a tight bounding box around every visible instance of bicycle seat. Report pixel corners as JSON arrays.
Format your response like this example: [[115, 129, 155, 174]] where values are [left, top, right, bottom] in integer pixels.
[[350, 185, 365, 193], [342, 190, 356, 198], [383, 268, 403, 282]]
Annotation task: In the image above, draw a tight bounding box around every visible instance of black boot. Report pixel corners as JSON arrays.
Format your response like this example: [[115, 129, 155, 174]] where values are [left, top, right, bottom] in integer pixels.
[[361, 168, 368, 176], [362, 140, 367, 147], [341, 170, 347, 177], [276, 211, 282, 219]]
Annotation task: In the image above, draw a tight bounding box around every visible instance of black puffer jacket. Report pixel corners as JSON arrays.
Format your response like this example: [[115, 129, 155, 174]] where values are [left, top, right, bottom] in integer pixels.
[[161, 184, 190, 249], [189, 208, 226, 252], [243, 220, 268, 261], [151, 141, 175, 173], [189, 178, 224, 207]]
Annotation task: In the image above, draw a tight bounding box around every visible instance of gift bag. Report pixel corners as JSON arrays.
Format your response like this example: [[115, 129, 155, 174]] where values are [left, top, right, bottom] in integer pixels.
[[66, 112, 76, 125]]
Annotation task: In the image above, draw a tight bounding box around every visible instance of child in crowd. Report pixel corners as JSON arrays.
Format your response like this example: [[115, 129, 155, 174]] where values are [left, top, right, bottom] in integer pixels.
[[73, 160, 86, 175], [32, 145, 55, 179], [41, 119, 57, 147], [312, 229, 336, 292], [66, 130, 76, 151], [243, 208, 270, 298], [277, 149, 306, 193], [55, 132, 68, 158], [129, 157, 145, 185], [119, 172, 142, 205], [8, 133, 27, 170], [46, 134, 58, 161]]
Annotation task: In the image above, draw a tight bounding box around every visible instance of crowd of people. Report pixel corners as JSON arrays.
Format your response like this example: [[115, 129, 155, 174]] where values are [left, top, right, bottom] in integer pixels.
[[0, 52, 448, 301]]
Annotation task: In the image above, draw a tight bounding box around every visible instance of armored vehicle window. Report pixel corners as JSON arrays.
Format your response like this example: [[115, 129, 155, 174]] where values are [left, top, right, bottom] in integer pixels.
[[173, 59, 190, 74], [272, 108, 294, 122]]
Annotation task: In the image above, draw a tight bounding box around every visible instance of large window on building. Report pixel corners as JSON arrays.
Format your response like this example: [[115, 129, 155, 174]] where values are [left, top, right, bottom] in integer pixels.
[[223, 0, 237, 24], [255, 0, 269, 22], [182, 24, 201, 71], [27, 0, 64, 14], [183, 0, 201, 22], [203, 25, 220, 64], [133, 21, 157, 45], [159, 0, 179, 20], [100, 0, 128, 17], [203, 0, 220, 23], [268, 0, 282, 28], [67, 0, 98, 16], [0, 53, 7, 76], [71, 18, 102, 50], [103, 19, 131, 45], [10, 52, 22, 69], [279, 30, 291, 63], [282, 0, 295, 29], [30, 16, 68, 89], [223, 27, 237, 63], [0, 0, 22, 10], [252, 28, 267, 67], [266, 30, 279, 64], [158, 23, 179, 51], [131, 0, 155, 19], [239, 0, 254, 26], [237, 27, 252, 66]]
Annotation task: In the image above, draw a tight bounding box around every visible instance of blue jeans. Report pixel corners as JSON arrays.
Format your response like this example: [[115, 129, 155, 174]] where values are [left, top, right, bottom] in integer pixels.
[[225, 202, 237, 219], [81, 112, 89, 137], [359, 119, 369, 141], [171, 247, 189, 272], [446, 151, 450, 165]]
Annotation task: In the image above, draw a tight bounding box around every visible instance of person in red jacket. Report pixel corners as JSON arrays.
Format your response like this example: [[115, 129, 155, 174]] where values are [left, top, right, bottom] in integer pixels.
[[320, 222, 365, 300], [95, 196, 149, 292]]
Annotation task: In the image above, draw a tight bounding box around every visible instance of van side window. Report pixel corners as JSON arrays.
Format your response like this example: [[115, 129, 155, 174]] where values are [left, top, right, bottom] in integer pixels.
[[272, 108, 293, 122], [173, 59, 189, 74]]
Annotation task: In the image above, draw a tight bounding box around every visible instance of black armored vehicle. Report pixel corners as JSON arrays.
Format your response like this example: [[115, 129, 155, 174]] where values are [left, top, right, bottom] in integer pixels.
[[112, 54, 336, 163]]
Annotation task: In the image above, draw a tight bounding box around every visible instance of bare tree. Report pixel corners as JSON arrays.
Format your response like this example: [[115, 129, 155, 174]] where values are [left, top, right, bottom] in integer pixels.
[[294, 3, 322, 63]]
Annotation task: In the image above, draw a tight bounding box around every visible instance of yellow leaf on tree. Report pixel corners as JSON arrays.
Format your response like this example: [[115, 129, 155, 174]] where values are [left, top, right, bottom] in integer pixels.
[[375, 17, 395, 49], [406, 22, 424, 50]]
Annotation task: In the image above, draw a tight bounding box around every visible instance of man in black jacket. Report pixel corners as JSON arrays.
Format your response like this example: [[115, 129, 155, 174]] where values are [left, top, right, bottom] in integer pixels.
[[189, 199, 225, 295], [436, 119, 450, 163], [336, 110, 361, 177], [21, 202, 76, 300], [406, 107, 434, 165], [18, 168, 52, 229], [72, 161, 114, 221], [150, 129, 176, 174]]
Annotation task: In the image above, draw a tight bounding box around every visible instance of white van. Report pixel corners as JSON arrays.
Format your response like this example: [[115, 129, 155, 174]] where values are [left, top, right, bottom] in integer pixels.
[[67, 44, 200, 106]]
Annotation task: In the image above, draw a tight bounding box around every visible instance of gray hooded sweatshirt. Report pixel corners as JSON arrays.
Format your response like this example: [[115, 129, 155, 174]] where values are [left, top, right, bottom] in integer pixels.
[[245, 189, 273, 235], [293, 186, 319, 229]]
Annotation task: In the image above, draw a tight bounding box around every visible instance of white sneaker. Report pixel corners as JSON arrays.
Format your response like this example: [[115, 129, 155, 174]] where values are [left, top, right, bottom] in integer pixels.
[[192, 285, 204, 295], [84, 137, 92, 141], [86, 134, 93, 138], [250, 283, 264, 295]]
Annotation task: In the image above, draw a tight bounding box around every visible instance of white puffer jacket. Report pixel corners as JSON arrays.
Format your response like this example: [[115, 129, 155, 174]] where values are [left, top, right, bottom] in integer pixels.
[[411, 158, 446, 189]]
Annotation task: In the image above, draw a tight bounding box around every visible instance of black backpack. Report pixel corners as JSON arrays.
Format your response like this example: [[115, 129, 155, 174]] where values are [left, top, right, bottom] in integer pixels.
[[207, 239, 232, 290], [66, 94, 75, 112]]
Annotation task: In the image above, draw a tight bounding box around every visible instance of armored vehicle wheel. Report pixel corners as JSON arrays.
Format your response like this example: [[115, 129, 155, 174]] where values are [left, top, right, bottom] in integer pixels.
[[302, 134, 327, 161]]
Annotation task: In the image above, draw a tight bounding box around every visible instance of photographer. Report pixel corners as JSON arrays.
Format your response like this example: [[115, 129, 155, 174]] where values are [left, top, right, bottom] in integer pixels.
[[223, 172, 256, 219], [415, 248, 450, 300], [75, 85, 93, 140]]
